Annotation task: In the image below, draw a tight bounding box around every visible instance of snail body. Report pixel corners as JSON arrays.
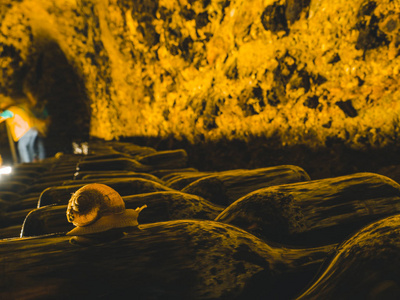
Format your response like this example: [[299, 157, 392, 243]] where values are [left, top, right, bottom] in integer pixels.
[[66, 183, 146, 236]]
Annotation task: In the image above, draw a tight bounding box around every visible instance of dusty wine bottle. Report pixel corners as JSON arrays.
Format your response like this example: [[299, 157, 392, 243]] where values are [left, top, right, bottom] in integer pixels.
[[181, 165, 311, 206], [215, 172, 400, 247]]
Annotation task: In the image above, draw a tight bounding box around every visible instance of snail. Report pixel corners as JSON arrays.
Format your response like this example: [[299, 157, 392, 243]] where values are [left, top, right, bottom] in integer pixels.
[[66, 183, 146, 236]]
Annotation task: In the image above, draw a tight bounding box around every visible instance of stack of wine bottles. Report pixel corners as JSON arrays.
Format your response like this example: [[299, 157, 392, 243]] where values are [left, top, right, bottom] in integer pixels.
[[0, 139, 400, 299]]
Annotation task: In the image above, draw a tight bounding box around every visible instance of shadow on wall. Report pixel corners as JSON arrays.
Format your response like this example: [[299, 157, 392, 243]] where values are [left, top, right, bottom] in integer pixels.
[[24, 39, 91, 157]]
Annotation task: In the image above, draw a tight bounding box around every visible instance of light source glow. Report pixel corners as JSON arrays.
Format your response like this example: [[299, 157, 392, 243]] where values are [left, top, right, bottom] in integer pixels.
[[0, 166, 12, 175]]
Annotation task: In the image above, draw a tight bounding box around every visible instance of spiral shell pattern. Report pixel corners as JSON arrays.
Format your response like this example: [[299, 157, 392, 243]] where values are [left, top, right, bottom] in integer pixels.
[[66, 183, 125, 227]]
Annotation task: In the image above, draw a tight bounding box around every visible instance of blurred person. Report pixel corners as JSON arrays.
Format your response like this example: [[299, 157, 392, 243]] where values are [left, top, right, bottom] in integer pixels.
[[0, 97, 42, 163], [26, 91, 50, 161]]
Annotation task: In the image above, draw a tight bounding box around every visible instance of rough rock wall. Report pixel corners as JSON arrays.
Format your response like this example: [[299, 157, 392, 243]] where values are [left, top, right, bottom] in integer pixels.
[[1, 0, 400, 152], [0, 0, 92, 154]]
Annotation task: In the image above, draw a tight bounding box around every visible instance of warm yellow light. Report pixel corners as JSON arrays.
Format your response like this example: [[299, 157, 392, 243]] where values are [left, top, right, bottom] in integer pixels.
[[0, 166, 12, 175]]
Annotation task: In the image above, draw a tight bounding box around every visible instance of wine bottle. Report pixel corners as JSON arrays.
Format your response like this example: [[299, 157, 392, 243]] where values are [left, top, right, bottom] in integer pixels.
[[182, 165, 311, 206], [38, 178, 172, 207], [297, 214, 400, 299], [0, 219, 336, 300], [216, 172, 400, 247], [76, 158, 151, 173], [22, 191, 225, 237], [136, 149, 188, 170]]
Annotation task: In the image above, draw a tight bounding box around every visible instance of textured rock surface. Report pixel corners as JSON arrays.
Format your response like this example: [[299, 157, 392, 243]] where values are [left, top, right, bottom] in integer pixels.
[[1, 0, 400, 161]]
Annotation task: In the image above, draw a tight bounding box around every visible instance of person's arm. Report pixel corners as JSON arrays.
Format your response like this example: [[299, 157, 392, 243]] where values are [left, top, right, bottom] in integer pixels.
[[0, 110, 14, 124]]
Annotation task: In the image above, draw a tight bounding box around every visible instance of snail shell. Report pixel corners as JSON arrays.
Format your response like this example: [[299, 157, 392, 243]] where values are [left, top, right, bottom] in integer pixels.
[[66, 183, 125, 227]]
